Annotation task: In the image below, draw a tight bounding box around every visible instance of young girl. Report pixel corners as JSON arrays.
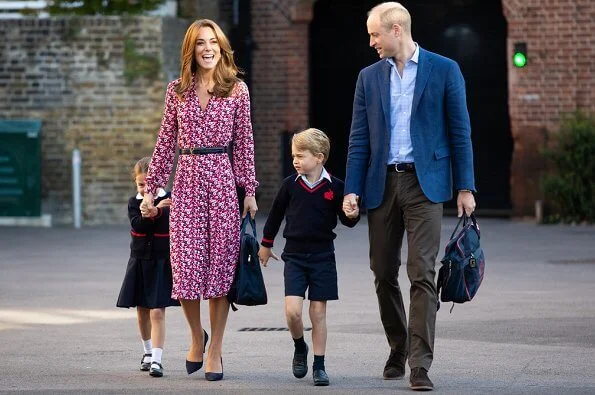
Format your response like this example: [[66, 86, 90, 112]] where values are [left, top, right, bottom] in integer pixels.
[[116, 157, 179, 377]]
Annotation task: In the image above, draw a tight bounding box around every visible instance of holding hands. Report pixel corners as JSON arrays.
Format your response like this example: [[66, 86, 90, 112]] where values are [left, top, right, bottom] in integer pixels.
[[258, 246, 279, 267], [140, 191, 155, 218], [141, 193, 172, 218], [342, 193, 360, 219]]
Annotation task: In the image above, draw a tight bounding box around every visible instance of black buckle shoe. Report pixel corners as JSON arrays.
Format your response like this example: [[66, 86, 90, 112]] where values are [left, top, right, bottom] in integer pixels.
[[313, 369, 329, 386], [149, 362, 163, 377], [409, 367, 434, 391], [140, 353, 151, 371], [292, 343, 308, 379]]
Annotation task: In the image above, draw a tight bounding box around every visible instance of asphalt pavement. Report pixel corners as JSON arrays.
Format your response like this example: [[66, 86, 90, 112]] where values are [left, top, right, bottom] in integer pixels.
[[1, 215, 594, 394]]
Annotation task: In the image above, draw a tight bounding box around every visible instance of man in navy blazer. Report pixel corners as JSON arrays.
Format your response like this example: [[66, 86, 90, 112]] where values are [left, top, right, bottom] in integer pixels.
[[342, 2, 476, 391]]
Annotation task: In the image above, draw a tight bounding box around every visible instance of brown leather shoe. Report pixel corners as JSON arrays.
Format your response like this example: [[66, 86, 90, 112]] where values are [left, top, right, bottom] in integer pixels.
[[383, 350, 406, 380], [409, 367, 434, 391], [383, 365, 405, 380]]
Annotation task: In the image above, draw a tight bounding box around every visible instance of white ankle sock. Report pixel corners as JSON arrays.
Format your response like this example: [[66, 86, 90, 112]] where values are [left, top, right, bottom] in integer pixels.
[[142, 339, 152, 355], [152, 347, 163, 363]]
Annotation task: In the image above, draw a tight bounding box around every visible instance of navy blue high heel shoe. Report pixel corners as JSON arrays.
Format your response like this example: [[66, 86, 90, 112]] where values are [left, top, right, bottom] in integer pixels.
[[185, 329, 209, 375], [205, 357, 223, 381]]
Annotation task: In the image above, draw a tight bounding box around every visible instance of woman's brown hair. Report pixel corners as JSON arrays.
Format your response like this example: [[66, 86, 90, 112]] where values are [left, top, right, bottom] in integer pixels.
[[174, 19, 241, 100]]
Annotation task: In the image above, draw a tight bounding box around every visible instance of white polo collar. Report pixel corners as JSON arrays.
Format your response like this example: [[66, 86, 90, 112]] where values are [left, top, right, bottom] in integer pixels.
[[295, 167, 332, 184]]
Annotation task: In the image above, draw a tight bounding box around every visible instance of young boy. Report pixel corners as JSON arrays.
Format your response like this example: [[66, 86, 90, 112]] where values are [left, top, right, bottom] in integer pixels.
[[258, 128, 359, 386]]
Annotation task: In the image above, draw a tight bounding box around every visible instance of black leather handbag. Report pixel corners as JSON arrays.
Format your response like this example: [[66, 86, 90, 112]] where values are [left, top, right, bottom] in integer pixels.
[[227, 216, 268, 311]]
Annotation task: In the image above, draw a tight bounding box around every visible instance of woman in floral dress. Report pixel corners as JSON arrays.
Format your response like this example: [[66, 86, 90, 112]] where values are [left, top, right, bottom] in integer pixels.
[[141, 19, 258, 381]]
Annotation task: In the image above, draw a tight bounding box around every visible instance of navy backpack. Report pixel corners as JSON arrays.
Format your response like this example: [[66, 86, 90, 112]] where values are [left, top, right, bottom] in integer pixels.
[[437, 214, 485, 312]]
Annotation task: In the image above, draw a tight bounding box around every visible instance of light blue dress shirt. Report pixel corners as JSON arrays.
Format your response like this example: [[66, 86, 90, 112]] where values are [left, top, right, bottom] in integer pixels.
[[295, 167, 332, 188], [386, 43, 419, 165]]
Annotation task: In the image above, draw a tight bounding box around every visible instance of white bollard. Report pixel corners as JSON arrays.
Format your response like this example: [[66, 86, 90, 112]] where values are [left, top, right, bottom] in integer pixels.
[[72, 149, 82, 228], [535, 200, 543, 224]]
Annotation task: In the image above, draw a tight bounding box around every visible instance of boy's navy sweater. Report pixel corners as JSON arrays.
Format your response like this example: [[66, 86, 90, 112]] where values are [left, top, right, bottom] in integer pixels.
[[261, 173, 359, 253], [128, 192, 171, 260]]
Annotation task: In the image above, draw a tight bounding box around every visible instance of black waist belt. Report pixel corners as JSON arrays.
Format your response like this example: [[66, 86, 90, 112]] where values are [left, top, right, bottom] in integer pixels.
[[179, 146, 228, 155], [387, 163, 415, 173]]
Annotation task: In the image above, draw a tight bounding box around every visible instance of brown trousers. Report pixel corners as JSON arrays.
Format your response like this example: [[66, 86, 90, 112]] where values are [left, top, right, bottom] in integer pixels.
[[367, 171, 442, 370]]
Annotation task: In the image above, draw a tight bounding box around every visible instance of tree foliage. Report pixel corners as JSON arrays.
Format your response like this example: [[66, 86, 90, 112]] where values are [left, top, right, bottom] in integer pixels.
[[47, 0, 166, 15], [542, 111, 595, 223]]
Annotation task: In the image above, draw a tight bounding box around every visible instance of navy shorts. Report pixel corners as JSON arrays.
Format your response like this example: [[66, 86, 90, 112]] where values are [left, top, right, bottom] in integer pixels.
[[282, 251, 338, 301]]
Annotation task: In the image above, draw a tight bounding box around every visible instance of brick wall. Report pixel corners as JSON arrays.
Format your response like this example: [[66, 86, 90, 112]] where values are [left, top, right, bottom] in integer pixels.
[[5, 1, 590, 223], [503, 0, 595, 216], [250, 0, 595, 217], [251, 0, 311, 211], [0, 17, 184, 224]]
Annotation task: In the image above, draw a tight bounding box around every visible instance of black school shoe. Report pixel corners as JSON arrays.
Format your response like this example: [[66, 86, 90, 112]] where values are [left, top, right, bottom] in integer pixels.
[[313, 369, 329, 386], [140, 353, 151, 371], [409, 367, 434, 391], [292, 343, 308, 378], [149, 362, 163, 377]]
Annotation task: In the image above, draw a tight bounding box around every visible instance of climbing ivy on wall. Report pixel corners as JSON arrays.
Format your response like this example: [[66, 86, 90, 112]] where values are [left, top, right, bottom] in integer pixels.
[[123, 37, 161, 85]]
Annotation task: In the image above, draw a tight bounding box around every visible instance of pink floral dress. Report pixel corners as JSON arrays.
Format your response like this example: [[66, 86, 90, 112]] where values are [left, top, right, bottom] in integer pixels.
[[145, 77, 258, 300]]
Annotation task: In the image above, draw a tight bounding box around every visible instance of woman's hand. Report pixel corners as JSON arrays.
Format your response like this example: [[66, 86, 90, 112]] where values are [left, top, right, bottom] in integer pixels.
[[242, 195, 258, 219], [140, 191, 154, 217]]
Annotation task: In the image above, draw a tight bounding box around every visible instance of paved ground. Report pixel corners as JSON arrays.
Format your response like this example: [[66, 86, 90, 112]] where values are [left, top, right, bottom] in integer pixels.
[[1, 215, 594, 394]]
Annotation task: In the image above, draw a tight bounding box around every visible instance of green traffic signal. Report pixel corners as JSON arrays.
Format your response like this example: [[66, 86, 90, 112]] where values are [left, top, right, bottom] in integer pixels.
[[513, 52, 527, 68], [513, 42, 527, 68]]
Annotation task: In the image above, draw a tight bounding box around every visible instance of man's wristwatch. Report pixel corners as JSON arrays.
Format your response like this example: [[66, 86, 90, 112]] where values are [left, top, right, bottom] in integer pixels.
[[458, 189, 472, 193]]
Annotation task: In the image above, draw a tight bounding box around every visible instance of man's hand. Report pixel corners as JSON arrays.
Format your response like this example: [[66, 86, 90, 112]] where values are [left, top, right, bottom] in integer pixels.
[[346, 205, 360, 219], [457, 190, 476, 217], [258, 246, 279, 267], [243, 196, 258, 219], [343, 193, 359, 219]]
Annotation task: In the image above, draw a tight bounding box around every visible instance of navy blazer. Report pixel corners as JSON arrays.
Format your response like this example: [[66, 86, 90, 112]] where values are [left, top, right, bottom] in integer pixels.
[[345, 47, 475, 209]]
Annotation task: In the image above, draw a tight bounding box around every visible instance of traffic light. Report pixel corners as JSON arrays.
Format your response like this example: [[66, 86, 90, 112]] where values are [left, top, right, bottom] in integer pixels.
[[513, 42, 527, 68]]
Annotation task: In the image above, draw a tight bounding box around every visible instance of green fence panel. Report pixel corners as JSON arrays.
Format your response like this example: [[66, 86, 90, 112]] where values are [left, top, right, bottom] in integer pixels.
[[0, 120, 42, 217]]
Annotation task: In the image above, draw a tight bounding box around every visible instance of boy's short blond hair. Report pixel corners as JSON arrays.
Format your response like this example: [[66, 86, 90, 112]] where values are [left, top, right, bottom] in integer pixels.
[[291, 128, 331, 163]]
